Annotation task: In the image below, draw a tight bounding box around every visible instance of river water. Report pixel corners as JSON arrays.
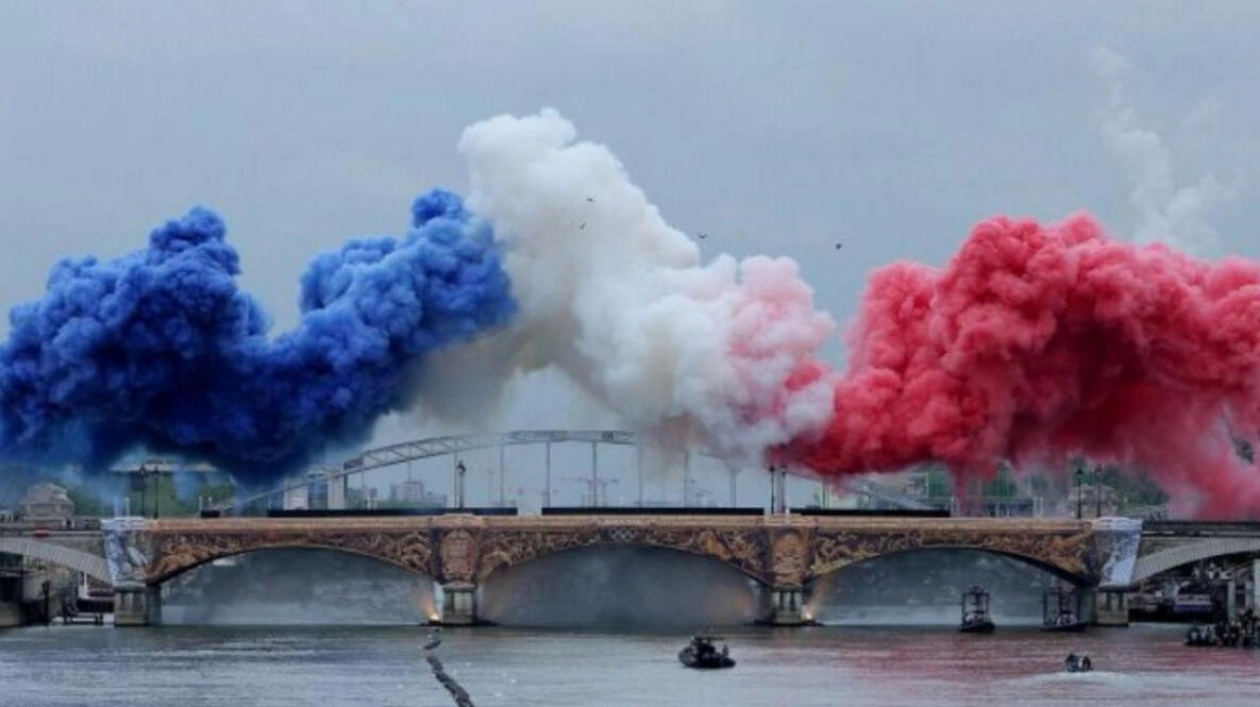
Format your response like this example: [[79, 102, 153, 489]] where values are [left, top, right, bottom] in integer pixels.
[[2, 623, 1258, 706]]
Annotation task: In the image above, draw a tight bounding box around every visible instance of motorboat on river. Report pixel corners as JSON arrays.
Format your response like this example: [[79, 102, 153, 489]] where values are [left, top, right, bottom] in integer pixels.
[[678, 635, 735, 669], [959, 586, 996, 634], [1042, 582, 1088, 632], [1064, 653, 1093, 672]]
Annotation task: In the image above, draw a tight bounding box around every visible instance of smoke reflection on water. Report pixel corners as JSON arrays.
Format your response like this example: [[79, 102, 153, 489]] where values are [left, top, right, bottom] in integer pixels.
[[807, 549, 1060, 626], [161, 549, 438, 625], [478, 545, 768, 627]]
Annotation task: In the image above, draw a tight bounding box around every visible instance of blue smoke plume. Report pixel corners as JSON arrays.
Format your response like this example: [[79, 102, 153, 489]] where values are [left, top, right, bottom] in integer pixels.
[[0, 189, 515, 485]]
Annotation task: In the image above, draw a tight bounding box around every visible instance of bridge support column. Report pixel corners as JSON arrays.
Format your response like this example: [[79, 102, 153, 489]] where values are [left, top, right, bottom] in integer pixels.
[[440, 583, 477, 626], [1252, 559, 1260, 612], [769, 586, 810, 626], [113, 584, 161, 627], [1092, 589, 1128, 627]]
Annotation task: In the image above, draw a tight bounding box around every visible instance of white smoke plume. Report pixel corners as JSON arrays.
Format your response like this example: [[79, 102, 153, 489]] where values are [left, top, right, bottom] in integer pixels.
[[1088, 46, 1240, 253], [416, 110, 835, 462]]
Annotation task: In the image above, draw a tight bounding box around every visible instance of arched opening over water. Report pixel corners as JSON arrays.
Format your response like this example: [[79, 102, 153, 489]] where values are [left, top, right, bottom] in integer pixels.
[[478, 544, 768, 627], [807, 548, 1073, 626], [159, 547, 438, 625]]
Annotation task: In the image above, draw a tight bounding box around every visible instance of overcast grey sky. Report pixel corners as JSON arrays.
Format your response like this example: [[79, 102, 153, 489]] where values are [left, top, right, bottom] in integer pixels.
[[3, 1, 1258, 503]]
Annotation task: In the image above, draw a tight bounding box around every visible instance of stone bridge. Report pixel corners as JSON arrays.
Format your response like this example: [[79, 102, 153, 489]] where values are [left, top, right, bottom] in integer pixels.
[[98, 515, 1139, 626]]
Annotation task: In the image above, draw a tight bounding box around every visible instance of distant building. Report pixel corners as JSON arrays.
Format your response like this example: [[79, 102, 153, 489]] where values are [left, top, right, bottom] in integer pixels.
[[306, 476, 330, 510], [388, 480, 446, 507], [282, 484, 309, 511], [17, 483, 75, 525]]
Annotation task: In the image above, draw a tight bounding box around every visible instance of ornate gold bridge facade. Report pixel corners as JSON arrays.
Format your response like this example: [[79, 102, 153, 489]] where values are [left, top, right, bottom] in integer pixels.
[[108, 515, 1109, 627]]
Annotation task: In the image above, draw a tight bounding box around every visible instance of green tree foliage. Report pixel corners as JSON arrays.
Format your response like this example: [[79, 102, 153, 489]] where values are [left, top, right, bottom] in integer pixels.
[[1095, 464, 1168, 507]]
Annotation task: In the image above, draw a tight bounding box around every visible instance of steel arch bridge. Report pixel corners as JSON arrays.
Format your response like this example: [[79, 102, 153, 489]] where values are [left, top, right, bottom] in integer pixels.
[[218, 430, 724, 514], [216, 429, 934, 515]]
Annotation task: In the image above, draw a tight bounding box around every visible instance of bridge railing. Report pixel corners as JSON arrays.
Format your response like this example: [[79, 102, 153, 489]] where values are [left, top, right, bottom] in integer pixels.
[[1142, 520, 1260, 535]]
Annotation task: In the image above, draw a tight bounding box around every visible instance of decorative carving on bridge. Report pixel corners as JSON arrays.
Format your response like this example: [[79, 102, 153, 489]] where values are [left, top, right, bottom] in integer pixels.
[[770, 530, 810, 587], [475, 524, 771, 583], [808, 526, 1094, 581], [132, 517, 1101, 590], [437, 529, 479, 584], [145, 528, 435, 584]]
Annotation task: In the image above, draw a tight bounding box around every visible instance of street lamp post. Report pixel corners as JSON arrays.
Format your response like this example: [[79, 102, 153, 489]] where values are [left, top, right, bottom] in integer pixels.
[[136, 463, 151, 519], [1094, 465, 1103, 518], [1074, 466, 1084, 520], [769, 466, 777, 514], [455, 461, 466, 509]]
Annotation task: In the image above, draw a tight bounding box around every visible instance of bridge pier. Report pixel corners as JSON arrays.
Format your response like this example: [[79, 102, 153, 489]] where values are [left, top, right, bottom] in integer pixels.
[[1092, 589, 1128, 627], [768, 586, 810, 626], [113, 584, 161, 627], [440, 583, 477, 626], [1253, 559, 1260, 612]]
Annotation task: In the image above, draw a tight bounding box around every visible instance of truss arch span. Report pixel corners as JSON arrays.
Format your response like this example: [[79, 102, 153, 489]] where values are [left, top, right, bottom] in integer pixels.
[[0, 537, 112, 585], [223, 429, 728, 513], [1130, 537, 1260, 585]]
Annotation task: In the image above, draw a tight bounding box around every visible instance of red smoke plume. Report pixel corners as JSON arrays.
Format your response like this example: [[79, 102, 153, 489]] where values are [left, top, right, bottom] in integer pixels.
[[785, 213, 1260, 519]]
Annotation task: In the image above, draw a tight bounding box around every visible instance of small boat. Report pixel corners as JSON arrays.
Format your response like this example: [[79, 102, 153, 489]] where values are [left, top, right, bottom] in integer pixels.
[[1042, 583, 1088, 632], [1043, 610, 1088, 633], [959, 586, 996, 634], [1064, 653, 1093, 672], [678, 635, 735, 669]]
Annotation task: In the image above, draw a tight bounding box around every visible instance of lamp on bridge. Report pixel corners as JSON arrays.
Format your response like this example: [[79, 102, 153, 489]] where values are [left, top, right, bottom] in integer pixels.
[[132, 462, 157, 520], [454, 461, 466, 509], [1094, 464, 1103, 518], [1074, 465, 1084, 520]]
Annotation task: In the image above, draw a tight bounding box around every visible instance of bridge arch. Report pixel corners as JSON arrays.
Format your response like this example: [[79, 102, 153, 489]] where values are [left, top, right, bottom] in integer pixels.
[[1130, 537, 1260, 585], [808, 546, 1090, 586], [479, 538, 769, 586], [146, 536, 437, 586], [476, 542, 767, 626], [475, 524, 773, 585], [0, 537, 112, 585]]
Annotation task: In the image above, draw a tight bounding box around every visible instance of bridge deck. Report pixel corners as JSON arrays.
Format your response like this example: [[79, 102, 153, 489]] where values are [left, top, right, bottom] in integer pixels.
[[1141, 521, 1260, 536], [148, 516, 1093, 533]]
